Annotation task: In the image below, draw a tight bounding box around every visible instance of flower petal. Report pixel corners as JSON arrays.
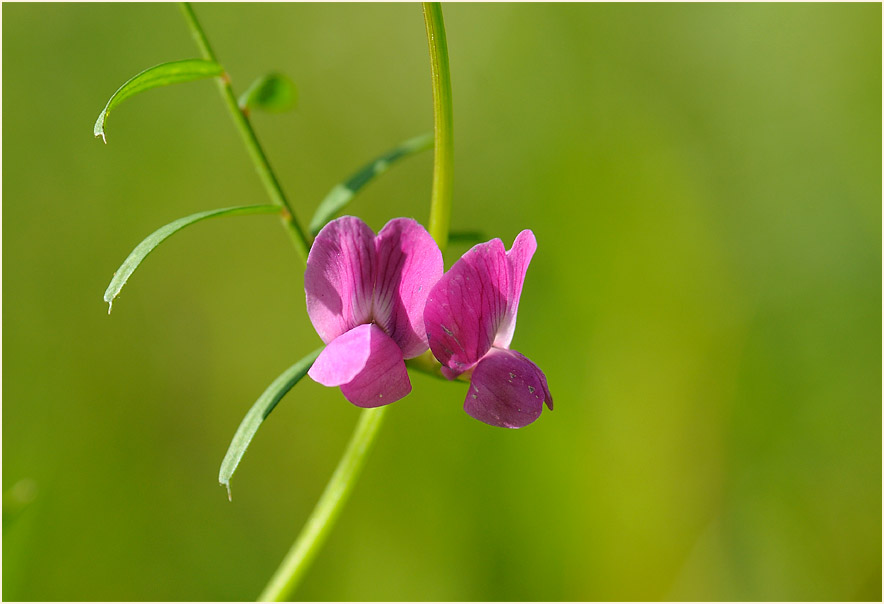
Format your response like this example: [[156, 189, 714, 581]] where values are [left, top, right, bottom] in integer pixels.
[[308, 326, 370, 387], [309, 323, 411, 408], [424, 238, 509, 376], [373, 218, 443, 358], [493, 230, 537, 349], [305, 216, 377, 344], [464, 348, 552, 428]]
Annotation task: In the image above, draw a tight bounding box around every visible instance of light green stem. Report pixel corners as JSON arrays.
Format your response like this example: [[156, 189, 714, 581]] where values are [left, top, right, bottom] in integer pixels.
[[257, 407, 388, 602], [179, 2, 311, 264], [423, 2, 454, 254]]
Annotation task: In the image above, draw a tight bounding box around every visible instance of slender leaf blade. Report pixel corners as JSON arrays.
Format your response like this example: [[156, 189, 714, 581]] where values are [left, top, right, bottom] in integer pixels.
[[448, 230, 486, 245], [103, 204, 279, 313], [238, 72, 297, 113], [309, 133, 434, 235], [219, 348, 323, 499], [94, 59, 224, 142]]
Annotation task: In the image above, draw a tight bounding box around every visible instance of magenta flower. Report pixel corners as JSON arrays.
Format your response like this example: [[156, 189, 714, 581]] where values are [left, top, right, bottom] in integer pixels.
[[424, 230, 553, 428], [305, 216, 443, 408]]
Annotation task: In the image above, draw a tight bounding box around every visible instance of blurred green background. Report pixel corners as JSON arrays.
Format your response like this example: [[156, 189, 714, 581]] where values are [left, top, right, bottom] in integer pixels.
[[3, 3, 881, 601]]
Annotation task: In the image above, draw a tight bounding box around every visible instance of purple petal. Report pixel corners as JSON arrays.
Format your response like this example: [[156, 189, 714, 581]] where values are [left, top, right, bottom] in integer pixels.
[[373, 218, 443, 359], [424, 238, 509, 376], [305, 216, 376, 344], [309, 323, 411, 408], [494, 230, 537, 349], [464, 348, 552, 428]]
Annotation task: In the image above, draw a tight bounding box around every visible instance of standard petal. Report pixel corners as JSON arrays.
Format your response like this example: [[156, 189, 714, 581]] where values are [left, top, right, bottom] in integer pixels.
[[424, 238, 509, 376], [308, 323, 411, 408], [305, 216, 377, 344], [493, 230, 537, 349], [373, 218, 443, 358], [464, 348, 552, 428]]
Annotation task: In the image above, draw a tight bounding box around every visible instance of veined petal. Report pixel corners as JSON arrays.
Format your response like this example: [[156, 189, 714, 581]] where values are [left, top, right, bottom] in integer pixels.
[[309, 324, 411, 408], [494, 230, 537, 349], [305, 216, 376, 343], [424, 238, 509, 376], [373, 218, 443, 359], [464, 348, 552, 428]]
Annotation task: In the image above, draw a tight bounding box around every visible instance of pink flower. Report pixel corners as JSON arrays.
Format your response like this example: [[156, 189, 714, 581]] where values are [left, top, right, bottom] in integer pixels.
[[305, 216, 443, 408], [423, 230, 553, 428]]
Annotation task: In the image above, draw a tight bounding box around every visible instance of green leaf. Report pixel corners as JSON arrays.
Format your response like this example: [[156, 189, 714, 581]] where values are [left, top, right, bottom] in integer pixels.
[[103, 204, 279, 313], [238, 72, 297, 113], [219, 348, 323, 499], [94, 59, 224, 142], [309, 133, 434, 235], [448, 230, 486, 245]]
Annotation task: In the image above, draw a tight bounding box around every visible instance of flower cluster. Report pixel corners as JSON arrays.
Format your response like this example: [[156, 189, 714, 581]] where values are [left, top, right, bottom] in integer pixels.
[[305, 216, 552, 428]]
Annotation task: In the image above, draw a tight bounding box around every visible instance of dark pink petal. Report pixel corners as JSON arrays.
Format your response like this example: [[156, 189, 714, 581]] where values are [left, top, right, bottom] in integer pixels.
[[464, 348, 552, 428], [308, 323, 411, 408], [494, 230, 537, 349], [373, 218, 443, 358], [305, 217, 376, 344], [424, 238, 509, 376]]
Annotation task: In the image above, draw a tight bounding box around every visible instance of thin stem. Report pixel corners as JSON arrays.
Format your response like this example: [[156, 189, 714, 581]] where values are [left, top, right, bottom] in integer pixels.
[[179, 2, 311, 264], [258, 407, 388, 602], [423, 2, 454, 254]]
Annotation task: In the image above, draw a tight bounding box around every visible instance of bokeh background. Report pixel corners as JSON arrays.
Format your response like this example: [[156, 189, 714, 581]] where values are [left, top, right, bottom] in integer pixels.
[[3, 3, 881, 601]]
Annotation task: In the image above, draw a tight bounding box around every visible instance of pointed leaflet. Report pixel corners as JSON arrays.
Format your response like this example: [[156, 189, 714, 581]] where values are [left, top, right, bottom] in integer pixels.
[[219, 348, 323, 499], [309, 133, 434, 235], [94, 59, 223, 142], [238, 72, 297, 113], [447, 230, 486, 246], [104, 205, 279, 313]]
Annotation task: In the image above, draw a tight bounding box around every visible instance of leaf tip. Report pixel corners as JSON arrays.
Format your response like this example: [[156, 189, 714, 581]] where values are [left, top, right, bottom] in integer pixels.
[[221, 480, 232, 502], [94, 109, 108, 143]]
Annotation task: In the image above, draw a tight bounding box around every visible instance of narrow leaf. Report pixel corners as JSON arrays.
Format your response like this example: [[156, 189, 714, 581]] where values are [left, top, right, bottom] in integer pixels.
[[219, 348, 323, 499], [448, 230, 486, 245], [238, 72, 297, 113], [94, 59, 224, 142], [103, 204, 279, 313], [309, 133, 434, 235]]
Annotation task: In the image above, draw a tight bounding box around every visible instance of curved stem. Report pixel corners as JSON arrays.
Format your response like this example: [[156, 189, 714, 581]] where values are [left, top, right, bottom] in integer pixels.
[[258, 407, 388, 602], [179, 2, 311, 264], [423, 2, 454, 254]]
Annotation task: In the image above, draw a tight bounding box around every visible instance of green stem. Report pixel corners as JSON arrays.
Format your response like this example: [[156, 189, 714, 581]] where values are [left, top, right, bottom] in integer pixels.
[[257, 407, 387, 602], [178, 2, 311, 264], [423, 2, 454, 254]]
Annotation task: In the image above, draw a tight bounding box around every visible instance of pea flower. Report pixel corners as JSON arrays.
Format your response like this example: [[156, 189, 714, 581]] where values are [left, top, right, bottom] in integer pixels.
[[306, 216, 443, 407], [423, 230, 553, 428]]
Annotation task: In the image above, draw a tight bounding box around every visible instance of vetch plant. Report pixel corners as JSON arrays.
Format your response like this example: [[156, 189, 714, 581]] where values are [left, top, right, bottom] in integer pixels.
[[97, 3, 552, 600]]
